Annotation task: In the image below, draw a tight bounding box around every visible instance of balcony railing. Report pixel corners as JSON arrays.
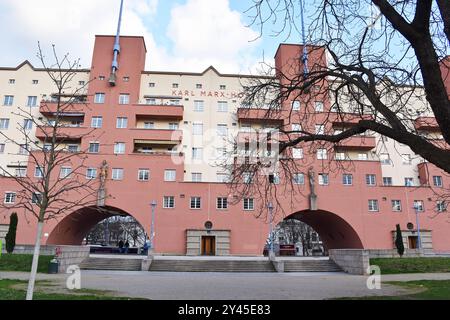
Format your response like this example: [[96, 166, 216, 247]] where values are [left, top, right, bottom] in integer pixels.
[[335, 136, 376, 150], [414, 117, 439, 131], [237, 107, 283, 123], [331, 113, 373, 127], [39, 100, 86, 116], [131, 128, 182, 143], [35, 126, 93, 141], [133, 104, 184, 120]]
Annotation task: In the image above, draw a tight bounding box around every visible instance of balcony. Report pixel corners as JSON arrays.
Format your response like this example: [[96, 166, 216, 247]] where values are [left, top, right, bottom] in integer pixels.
[[39, 101, 86, 116], [237, 107, 283, 123], [133, 104, 184, 120], [414, 117, 439, 131], [35, 126, 93, 141], [335, 135, 376, 150], [131, 129, 182, 144], [331, 113, 373, 127]]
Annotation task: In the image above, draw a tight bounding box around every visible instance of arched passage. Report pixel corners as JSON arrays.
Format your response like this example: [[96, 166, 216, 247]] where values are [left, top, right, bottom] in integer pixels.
[[47, 206, 144, 245], [286, 209, 364, 250]]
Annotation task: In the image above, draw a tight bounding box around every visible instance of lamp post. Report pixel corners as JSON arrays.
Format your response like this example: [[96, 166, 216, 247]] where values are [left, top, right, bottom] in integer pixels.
[[413, 203, 422, 250], [268, 202, 274, 259], [149, 200, 157, 254]]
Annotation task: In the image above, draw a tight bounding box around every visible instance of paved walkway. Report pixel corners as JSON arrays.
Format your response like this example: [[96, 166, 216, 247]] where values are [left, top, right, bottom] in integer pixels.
[[2, 271, 449, 300]]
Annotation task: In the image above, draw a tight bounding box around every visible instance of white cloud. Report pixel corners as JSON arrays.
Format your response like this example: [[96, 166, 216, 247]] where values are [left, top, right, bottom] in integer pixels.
[[0, 0, 261, 74]]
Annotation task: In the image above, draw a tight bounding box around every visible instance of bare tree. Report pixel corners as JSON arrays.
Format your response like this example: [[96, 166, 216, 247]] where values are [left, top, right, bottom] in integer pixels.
[[223, 0, 449, 217], [0, 44, 105, 300]]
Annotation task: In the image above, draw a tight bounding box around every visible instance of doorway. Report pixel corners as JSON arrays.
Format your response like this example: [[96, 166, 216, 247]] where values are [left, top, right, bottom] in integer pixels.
[[201, 236, 216, 256], [408, 236, 418, 249]]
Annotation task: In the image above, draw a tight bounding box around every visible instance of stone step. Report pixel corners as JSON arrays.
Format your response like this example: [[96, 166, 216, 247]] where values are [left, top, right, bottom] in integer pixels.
[[283, 260, 341, 272], [150, 260, 275, 272], [79, 258, 142, 271]]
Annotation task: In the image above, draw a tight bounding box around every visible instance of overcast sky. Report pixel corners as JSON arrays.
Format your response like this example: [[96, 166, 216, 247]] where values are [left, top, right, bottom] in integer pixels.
[[0, 0, 297, 74]]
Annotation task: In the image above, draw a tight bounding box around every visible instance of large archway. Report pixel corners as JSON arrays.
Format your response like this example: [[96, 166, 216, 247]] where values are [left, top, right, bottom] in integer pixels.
[[47, 205, 144, 246], [285, 209, 364, 250]]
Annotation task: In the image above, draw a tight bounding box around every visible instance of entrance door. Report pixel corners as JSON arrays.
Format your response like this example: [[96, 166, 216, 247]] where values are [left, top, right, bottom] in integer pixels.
[[408, 236, 418, 249], [201, 236, 216, 256]]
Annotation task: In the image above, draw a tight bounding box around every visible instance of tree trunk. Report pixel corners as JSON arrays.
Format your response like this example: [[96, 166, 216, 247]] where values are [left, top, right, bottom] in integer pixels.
[[26, 221, 44, 300]]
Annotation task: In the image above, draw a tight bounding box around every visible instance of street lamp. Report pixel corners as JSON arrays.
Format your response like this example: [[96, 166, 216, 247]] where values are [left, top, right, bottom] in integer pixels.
[[268, 202, 274, 259], [149, 200, 157, 255], [413, 202, 422, 250]]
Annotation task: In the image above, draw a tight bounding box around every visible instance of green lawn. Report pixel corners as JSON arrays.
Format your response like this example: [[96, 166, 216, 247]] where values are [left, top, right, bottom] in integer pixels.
[[370, 257, 450, 274], [0, 279, 143, 300], [0, 254, 54, 273], [334, 280, 450, 300]]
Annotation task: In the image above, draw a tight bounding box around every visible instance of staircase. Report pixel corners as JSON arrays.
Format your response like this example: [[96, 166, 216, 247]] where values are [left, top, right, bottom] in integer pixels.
[[79, 257, 142, 271], [283, 259, 342, 272], [149, 259, 275, 272]]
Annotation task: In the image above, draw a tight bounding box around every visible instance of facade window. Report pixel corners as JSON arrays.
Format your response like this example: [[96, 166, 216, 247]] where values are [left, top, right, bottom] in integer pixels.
[[196, 84, 203, 89], [32, 193, 42, 204], [192, 148, 203, 160], [433, 176, 443, 187], [243, 172, 253, 184], [23, 119, 33, 130], [146, 98, 156, 105], [114, 142, 125, 154], [193, 100, 204, 112], [123, 76, 130, 82], [315, 125, 325, 134], [343, 174, 353, 185], [3, 95, 14, 106], [164, 169, 176, 182], [172, 83, 179, 88], [220, 85, 226, 90], [292, 148, 303, 159], [358, 153, 368, 161], [88, 142, 100, 153], [112, 168, 124, 180], [335, 152, 347, 160], [116, 117, 128, 129], [292, 101, 300, 111], [193, 123, 203, 135], [383, 177, 393, 186], [314, 101, 324, 112], [217, 101, 228, 112], [191, 172, 202, 182], [217, 173, 229, 183], [15, 168, 26, 177], [437, 201, 447, 212], [98, 76, 105, 81], [144, 122, 154, 129], [392, 200, 402, 212], [217, 124, 228, 136], [94, 93, 105, 104], [404, 177, 414, 187], [163, 196, 175, 208], [91, 116, 103, 128], [0, 143, 5, 153], [18, 144, 29, 155], [317, 148, 327, 160], [0, 119, 10, 130], [169, 123, 179, 130], [138, 169, 150, 181], [380, 153, 391, 165], [292, 124, 302, 132], [216, 197, 228, 210], [79, 81, 85, 86], [4, 192, 16, 204], [32, 80, 39, 85], [366, 174, 376, 186], [318, 173, 329, 186], [8, 79, 15, 84], [414, 200, 424, 212], [67, 145, 79, 153], [401, 154, 412, 165], [119, 94, 130, 105], [86, 168, 97, 180], [60, 167, 72, 179], [368, 199, 379, 212], [293, 173, 305, 185], [169, 99, 180, 105], [149, 82, 155, 88], [35, 166, 44, 178], [27, 96, 37, 107], [269, 174, 280, 184], [190, 197, 201, 209], [243, 198, 254, 211]]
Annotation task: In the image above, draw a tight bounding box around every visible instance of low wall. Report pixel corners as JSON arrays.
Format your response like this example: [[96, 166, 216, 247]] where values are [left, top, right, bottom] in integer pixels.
[[368, 249, 427, 258], [329, 249, 369, 275], [1, 244, 90, 273]]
